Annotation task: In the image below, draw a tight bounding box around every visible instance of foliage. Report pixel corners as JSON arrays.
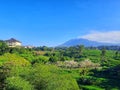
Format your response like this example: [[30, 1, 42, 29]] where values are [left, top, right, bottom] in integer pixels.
[[0, 53, 30, 66], [0, 40, 9, 55], [26, 64, 79, 90], [32, 55, 49, 64], [0, 45, 120, 90], [5, 77, 33, 90], [81, 85, 104, 90]]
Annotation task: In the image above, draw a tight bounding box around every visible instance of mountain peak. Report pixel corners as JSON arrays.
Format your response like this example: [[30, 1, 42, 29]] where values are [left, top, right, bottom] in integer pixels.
[[60, 38, 119, 47]]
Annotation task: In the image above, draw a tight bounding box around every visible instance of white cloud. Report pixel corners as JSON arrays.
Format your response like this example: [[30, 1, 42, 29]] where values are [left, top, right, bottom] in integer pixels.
[[80, 31, 120, 43]]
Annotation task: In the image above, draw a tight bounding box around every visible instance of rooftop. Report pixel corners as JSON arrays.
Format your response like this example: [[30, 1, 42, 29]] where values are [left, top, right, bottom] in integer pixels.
[[5, 38, 21, 43]]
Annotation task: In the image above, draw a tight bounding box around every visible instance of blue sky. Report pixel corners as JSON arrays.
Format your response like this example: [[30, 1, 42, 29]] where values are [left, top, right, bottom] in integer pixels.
[[0, 0, 120, 46]]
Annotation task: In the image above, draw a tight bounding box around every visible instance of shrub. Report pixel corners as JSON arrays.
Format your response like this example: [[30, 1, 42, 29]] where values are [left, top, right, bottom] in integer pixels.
[[78, 60, 100, 69], [0, 53, 30, 66], [5, 77, 33, 90], [81, 85, 104, 90]]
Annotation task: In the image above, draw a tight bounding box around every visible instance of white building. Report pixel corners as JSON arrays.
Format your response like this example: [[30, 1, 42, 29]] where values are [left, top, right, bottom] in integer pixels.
[[5, 38, 22, 47]]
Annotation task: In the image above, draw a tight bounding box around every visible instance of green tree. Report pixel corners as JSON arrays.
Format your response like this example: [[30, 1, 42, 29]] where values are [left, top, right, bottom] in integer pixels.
[[78, 45, 84, 57], [100, 48, 107, 66], [25, 64, 79, 90], [5, 77, 33, 90], [0, 53, 30, 89], [47, 75, 79, 90], [0, 40, 9, 55], [49, 56, 58, 62], [115, 51, 120, 59]]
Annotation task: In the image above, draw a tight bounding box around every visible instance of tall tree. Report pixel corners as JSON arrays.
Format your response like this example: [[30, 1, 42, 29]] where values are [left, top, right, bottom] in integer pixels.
[[79, 45, 84, 57], [100, 48, 107, 65], [115, 50, 120, 60]]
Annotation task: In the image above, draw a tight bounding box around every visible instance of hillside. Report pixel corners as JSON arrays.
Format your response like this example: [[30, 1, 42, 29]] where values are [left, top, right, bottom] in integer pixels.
[[60, 38, 119, 47], [0, 41, 120, 90]]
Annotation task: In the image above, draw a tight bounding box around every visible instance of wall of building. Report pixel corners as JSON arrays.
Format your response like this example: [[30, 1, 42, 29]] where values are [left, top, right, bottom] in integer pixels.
[[7, 42, 22, 47]]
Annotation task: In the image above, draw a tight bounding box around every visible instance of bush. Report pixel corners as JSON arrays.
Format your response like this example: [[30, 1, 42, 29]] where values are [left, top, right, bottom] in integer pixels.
[[79, 76, 96, 85], [5, 77, 33, 90], [49, 56, 59, 62], [47, 75, 79, 90], [81, 85, 104, 90], [0, 53, 30, 66], [32, 56, 49, 64], [78, 60, 100, 69], [26, 64, 79, 90]]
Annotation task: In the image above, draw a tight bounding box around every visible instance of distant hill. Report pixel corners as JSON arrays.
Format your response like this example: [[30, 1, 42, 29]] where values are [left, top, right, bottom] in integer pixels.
[[60, 38, 120, 47]]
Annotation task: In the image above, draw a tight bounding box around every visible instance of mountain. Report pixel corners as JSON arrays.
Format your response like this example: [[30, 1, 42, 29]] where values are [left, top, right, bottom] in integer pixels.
[[60, 38, 120, 47]]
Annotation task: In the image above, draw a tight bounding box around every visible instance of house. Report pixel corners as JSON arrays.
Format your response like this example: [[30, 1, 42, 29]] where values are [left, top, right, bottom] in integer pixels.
[[5, 38, 22, 47], [24, 45, 34, 49]]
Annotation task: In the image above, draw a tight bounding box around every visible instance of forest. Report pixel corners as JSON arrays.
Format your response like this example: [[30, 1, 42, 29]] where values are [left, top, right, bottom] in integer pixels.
[[0, 41, 120, 90]]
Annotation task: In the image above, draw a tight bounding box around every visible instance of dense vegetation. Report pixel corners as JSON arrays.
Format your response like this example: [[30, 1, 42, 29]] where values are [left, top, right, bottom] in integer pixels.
[[0, 41, 120, 90]]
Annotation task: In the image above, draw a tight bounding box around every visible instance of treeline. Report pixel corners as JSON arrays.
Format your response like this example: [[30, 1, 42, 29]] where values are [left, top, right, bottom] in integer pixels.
[[87, 45, 120, 50]]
